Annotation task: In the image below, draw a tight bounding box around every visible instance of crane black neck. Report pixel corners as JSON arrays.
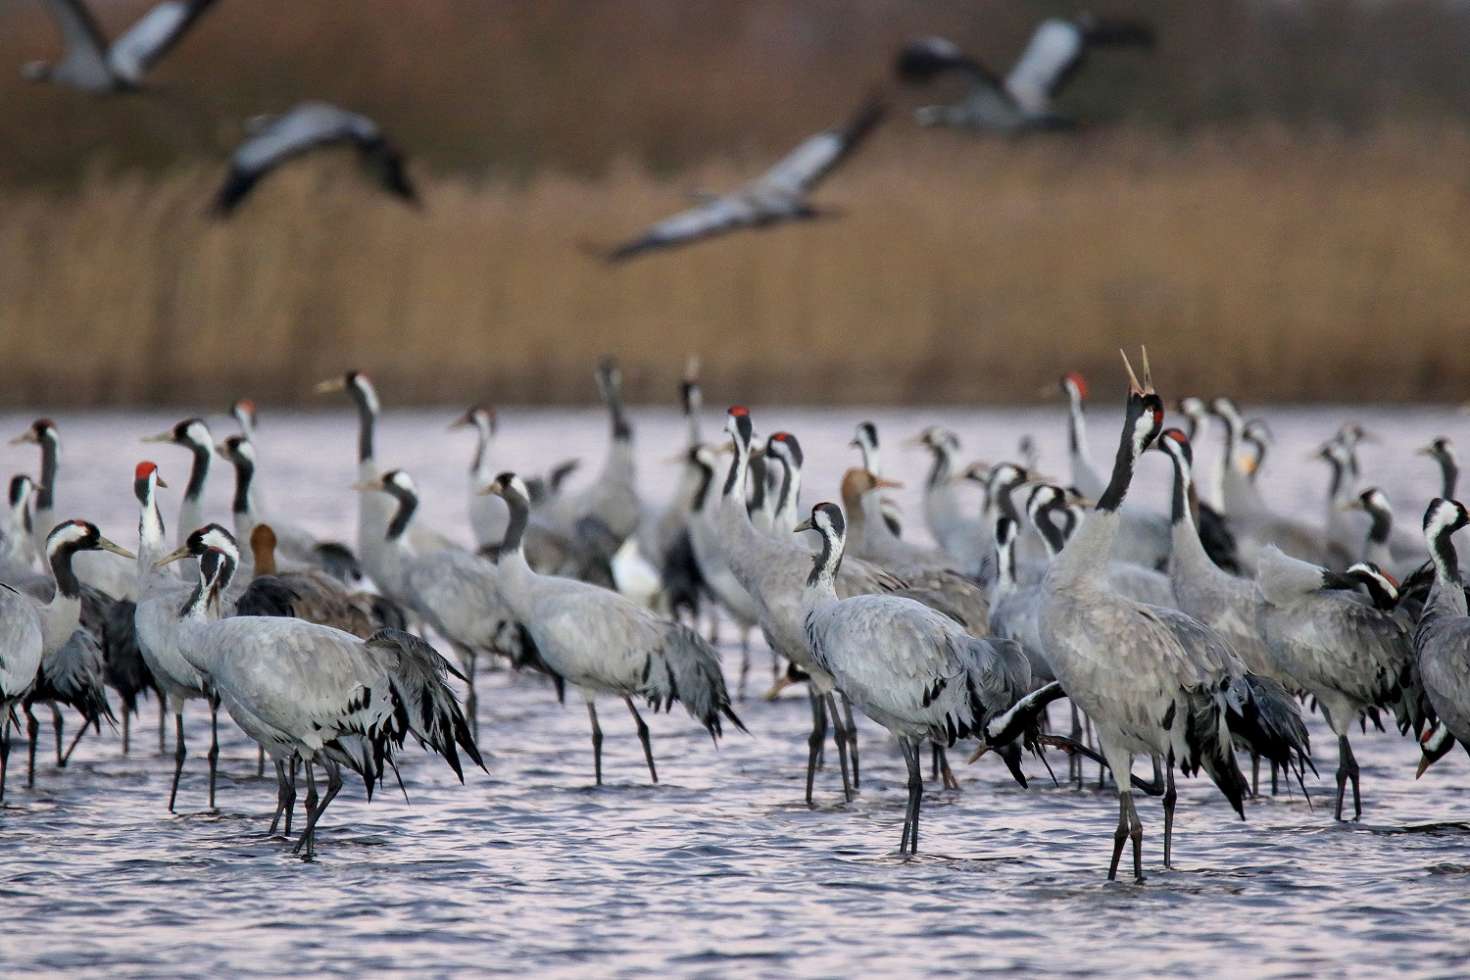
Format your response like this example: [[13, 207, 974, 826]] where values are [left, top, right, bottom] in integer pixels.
[[746, 455, 768, 516], [1439, 455, 1459, 500], [230, 455, 254, 517], [352, 388, 376, 464], [1099, 393, 1162, 513], [36, 436, 57, 513], [924, 442, 952, 490], [1429, 523, 1463, 589], [494, 488, 528, 559], [689, 456, 715, 515], [185, 441, 211, 501], [808, 521, 845, 588], [1032, 500, 1069, 556], [386, 487, 418, 542]]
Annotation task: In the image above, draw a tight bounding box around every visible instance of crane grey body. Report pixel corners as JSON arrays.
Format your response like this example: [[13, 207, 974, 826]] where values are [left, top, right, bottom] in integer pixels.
[[796, 502, 1030, 854], [484, 475, 742, 786], [157, 536, 480, 858], [213, 102, 418, 216], [1415, 500, 1470, 777], [1039, 352, 1310, 881], [0, 583, 45, 800], [605, 100, 883, 261]]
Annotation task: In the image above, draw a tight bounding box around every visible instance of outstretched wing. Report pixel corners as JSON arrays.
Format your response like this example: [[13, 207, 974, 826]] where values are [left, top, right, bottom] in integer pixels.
[[1007, 16, 1154, 114], [603, 195, 755, 262], [895, 36, 1004, 89], [753, 98, 884, 199], [211, 102, 368, 216], [38, 0, 112, 85], [106, 0, 218, 84]]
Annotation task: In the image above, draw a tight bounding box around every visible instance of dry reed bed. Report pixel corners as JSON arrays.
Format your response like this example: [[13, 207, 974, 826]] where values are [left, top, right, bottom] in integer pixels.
[[2, 128, 1468, 406]]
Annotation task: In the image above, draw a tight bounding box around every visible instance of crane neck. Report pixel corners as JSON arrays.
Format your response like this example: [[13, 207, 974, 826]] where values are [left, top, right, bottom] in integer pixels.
[[135, 484, 166, 572], [1439, 456, 1459, 500], [36, 435, 58, 514], [1429, 524, 1465, 595], [387, 490, 418, 542], [229, 456, 255, 522], [806, 526, 844, 593], [494, 490, 529, 559], [1066, 389, 1089, 461], [184, 442, 210, 502], [354, 390, 377, 464], [722, 437, 750, 502], [775, 461, 801, 530], [994, 520, 1017, 592], [924, 444, 953, 490], [1032, 503, 1068, 557], [471, 415, 493, 477], [688, 461, 715, 515], [747, 455, 768, 518]]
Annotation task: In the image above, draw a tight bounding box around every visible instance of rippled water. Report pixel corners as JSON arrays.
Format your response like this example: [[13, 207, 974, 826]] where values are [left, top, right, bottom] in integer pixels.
[[3, 403, 1469, 977]]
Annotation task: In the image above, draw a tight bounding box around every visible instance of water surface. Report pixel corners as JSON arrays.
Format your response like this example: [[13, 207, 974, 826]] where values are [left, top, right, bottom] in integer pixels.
[[2, 404, 1468, 978]]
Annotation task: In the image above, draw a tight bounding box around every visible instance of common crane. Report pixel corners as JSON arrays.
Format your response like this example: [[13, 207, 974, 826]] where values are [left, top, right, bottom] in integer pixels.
[[603, 99, 884, 262]]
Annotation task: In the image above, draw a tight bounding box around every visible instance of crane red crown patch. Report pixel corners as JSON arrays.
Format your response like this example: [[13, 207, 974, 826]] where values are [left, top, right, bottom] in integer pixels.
[[135, 461, 158, 480]]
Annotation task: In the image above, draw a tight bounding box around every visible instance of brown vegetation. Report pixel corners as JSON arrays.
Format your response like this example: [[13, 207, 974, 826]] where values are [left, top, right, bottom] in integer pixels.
[[2, 126, 1468, 407]]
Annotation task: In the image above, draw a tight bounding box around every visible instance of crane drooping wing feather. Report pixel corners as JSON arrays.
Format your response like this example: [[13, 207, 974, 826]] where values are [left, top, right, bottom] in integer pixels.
[[38, 0, 113, 87], [752, 97, 885, 199], [106, 0, 218, 84], [604, 195, 758, 262], [894, 36, 1004, 88], [1006, 16, 1155, 114], [211, 102, 388, 215]]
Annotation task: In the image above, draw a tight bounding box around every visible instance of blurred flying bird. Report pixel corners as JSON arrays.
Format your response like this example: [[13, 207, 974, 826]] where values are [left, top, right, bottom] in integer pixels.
[[21, 0, 220, 92], [211, 102, 418, 216], [601, 98, 885, 262], [896, 14, 1154, 132]]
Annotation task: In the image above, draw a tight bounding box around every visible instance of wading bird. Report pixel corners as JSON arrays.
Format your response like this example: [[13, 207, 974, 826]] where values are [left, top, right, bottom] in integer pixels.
[[482, 473, 744, 785], [795, 501, 1031, 854], [1038, 350, 1311, 881]]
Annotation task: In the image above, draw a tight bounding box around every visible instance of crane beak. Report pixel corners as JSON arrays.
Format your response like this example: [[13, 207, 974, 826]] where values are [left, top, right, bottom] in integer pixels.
[[313, 378, 346, 395], [901, 434, 927, 449], [792, 518, 814, 533], [351, 480, 383, 493], [762, 673, 800, 701], [96, 536, 136, 560], [155, 475, 169, 489], [141, 431, 175, 444], [966, 743, 991, 765], [874, 477, 904, 491], [8, 432, 37, 446], [153, 544, 192, 569], [1416, 753, 1434, 780], [1414, 444, 1437, 457], [1336, 498, 1365, 513], [479, 483, 506, 498]]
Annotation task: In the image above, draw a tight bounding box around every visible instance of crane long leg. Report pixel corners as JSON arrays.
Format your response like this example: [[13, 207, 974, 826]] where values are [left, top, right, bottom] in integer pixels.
[[292, 761, 321, 856], [624, 696, 657, 784], [1162, 760, 1178, 870], [1334, 734, 1361, 821], [587, 702, 604, 787], [804, 690, 828, 806], [122, 708, 130, 757], [935, 744, 959, 791], [51, 705, 64, 767], [931, 743, 941, 781], [899, 738, 924, 856], [1069, 702, 1083, 786], [463, 647, 479, 741], [206, 698, 220, 811], [60, 717, 89, 765], [737, 629, 750, 703], [257, 745, 265, 779], [825, 693, 853, 804], [268, 758, 291, 836], [841, 694, 860, 789], [157, 697, 166, 754], [167, 710, 187, 812], [1250, 751, 1260, 798], [284, 757, 300, 837], [1, 716, 10, 803], [297, 759, 343, 862], [25, 707, 39, 789]]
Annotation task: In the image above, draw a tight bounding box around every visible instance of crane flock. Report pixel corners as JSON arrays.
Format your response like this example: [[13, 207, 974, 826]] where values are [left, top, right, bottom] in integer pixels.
[[1, 351, 1466, 880]]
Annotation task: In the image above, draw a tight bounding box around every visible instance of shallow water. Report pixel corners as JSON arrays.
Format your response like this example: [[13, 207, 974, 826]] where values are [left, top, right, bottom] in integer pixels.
[[2, 403, 1469, 978]]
